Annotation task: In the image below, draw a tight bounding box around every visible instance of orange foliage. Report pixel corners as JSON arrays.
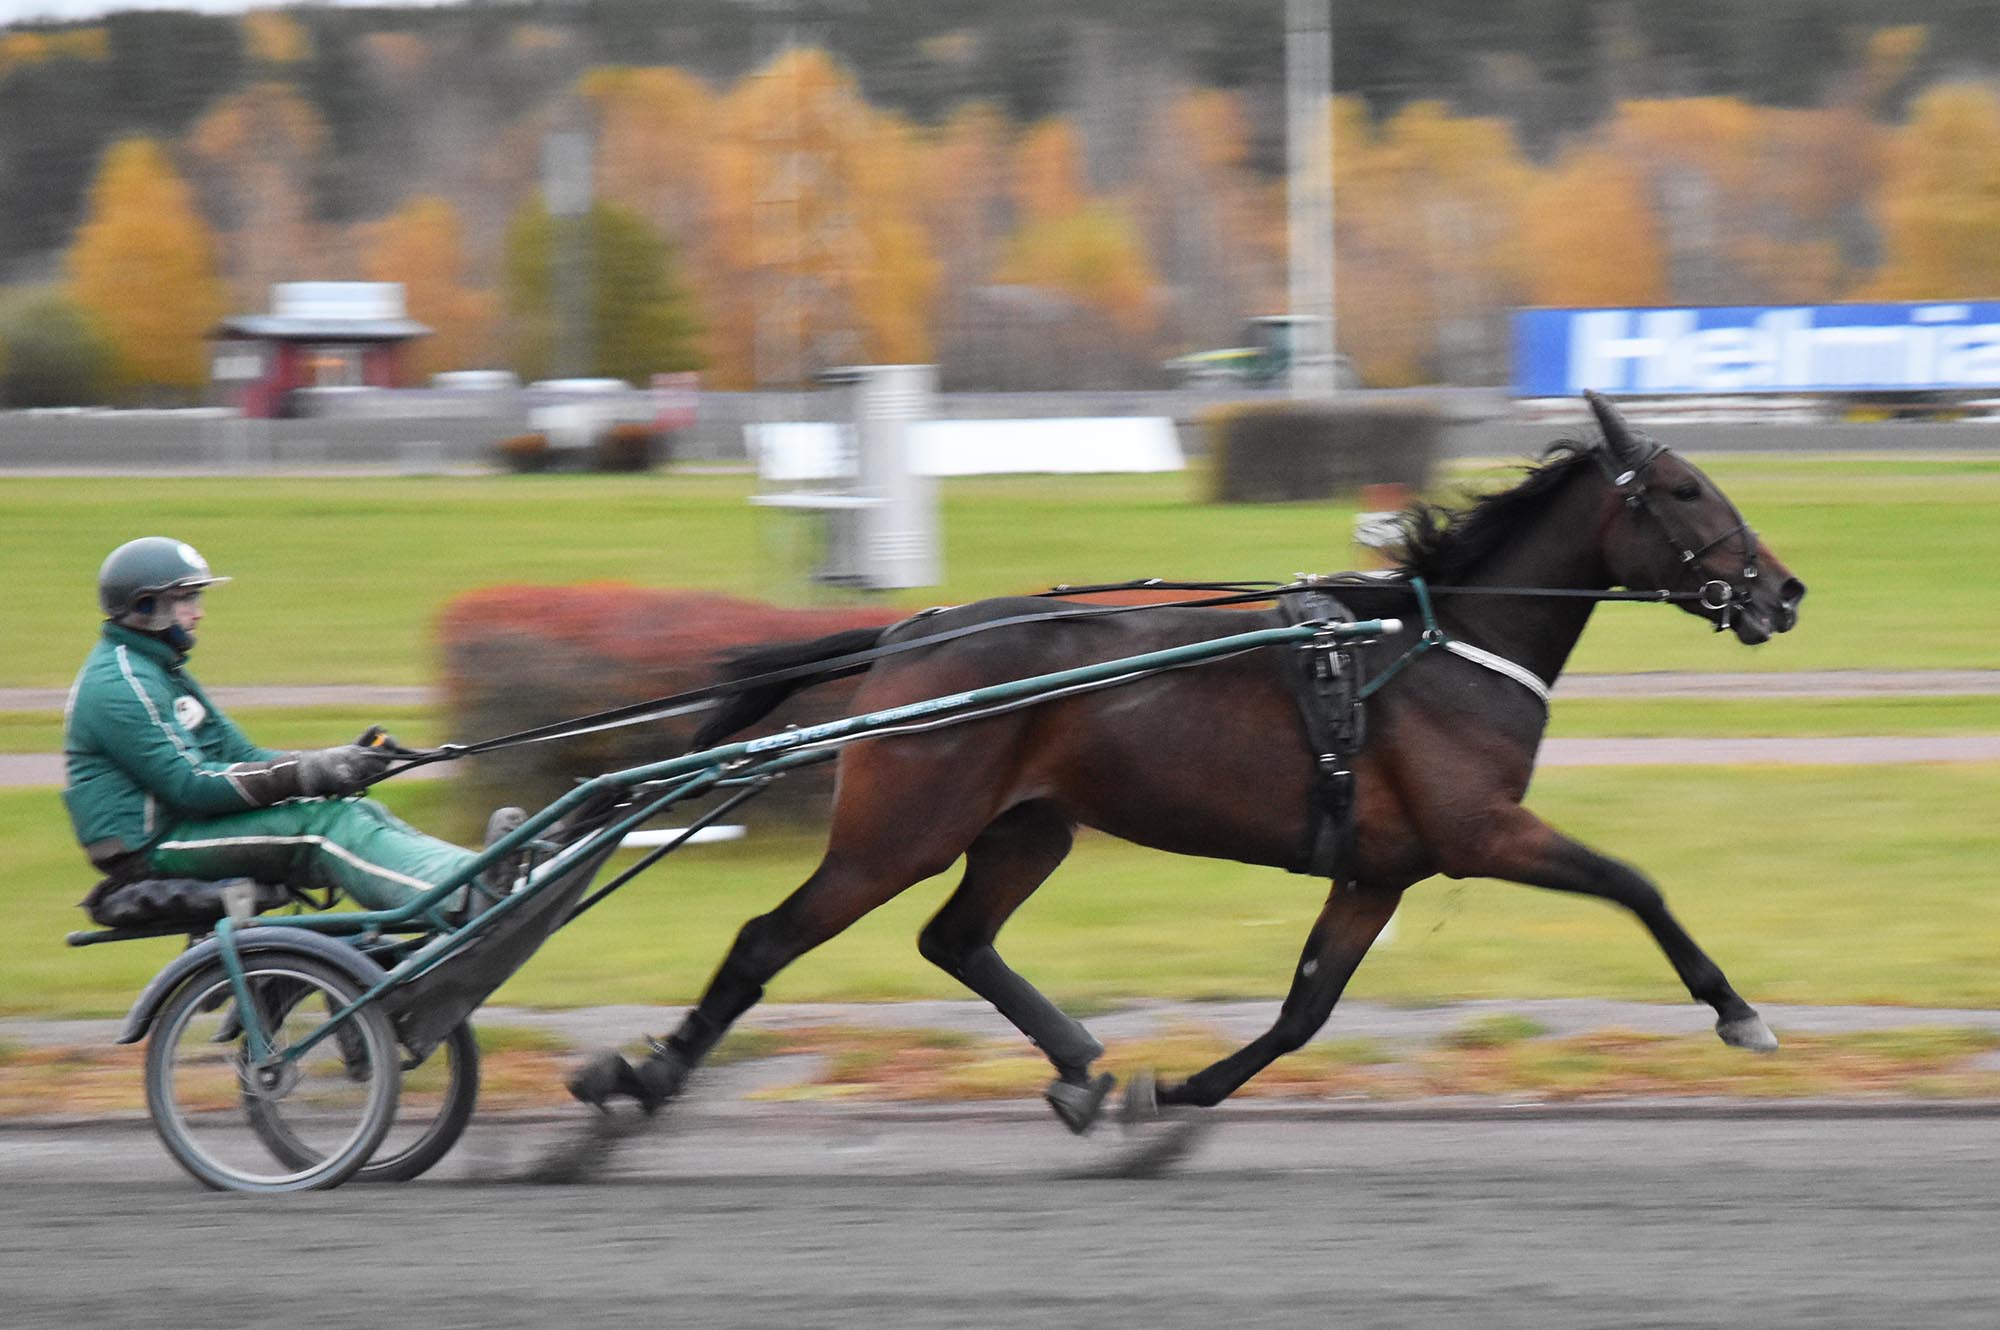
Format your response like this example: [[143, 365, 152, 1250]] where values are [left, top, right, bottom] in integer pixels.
[[241, 10, 309, 65], [1331, 98, 1533, 385], [1010, 118, 1087, 225], [994, 205, 1160, 338], [1863, 84, 2000, 300], [1139, 89, 1285, 349], [1599, 96, 1862, 304], [1519, 143, 1667, 309], [584, 65, 718, 248], [358, 196, 499, 377], [64, 138, 227, 395], [918, 101, 1012, 288], [698, 49, 938, 385], [187, 82, 330, 304], [1, 27, 108, 75]]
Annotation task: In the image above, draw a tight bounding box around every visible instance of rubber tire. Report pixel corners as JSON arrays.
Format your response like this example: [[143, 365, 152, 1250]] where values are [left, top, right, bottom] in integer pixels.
[[253, 1021, 480, 1183], [145, 955, 400, 1194]]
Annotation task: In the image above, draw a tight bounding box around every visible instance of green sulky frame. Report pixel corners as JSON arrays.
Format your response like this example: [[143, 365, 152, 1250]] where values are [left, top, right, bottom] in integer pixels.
[[142, 616, 1400, 1076]]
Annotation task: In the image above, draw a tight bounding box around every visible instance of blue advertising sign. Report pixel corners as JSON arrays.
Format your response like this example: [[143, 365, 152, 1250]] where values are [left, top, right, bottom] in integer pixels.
[[1513, 302, 2000, 396]]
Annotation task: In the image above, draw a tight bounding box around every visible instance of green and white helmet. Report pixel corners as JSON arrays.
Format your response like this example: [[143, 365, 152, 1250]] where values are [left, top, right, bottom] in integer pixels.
[[98, 537, 231, 631]]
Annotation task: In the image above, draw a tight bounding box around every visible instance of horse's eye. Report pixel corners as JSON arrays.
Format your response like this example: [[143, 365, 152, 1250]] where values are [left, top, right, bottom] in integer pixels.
[[1672, 483, 1701, 502]]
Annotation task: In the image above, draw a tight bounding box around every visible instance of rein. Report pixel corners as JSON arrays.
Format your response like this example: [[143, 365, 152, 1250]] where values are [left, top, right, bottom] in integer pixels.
[[381, 584, 1299, 773], [391, 456, 1750, 773], [390, 559, 1730, 772]]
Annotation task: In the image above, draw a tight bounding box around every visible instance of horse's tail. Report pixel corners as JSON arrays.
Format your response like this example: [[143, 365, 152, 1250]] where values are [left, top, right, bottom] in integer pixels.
[[689, 626, 887, 751]]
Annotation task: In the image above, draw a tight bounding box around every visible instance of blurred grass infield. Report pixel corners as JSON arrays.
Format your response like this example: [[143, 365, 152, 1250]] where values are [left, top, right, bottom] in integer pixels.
[[11, 761, 2000, 1016], [4, 1019, 1995, 1117], [5, 456, 2000, 688]]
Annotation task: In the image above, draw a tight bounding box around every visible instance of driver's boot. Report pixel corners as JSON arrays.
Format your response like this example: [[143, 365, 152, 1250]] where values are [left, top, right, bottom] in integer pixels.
[[446, 806, 528, 927]]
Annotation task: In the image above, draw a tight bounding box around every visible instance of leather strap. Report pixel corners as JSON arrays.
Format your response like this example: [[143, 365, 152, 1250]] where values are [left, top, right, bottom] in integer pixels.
[[1275, 590, 1366, 881]]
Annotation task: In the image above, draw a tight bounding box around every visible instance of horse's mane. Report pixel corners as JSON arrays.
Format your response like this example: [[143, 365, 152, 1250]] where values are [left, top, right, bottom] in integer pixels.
[[1392, 440, 1599, 583]]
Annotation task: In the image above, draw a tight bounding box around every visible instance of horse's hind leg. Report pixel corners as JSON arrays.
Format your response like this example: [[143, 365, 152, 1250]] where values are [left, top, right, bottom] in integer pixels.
[[915, 802, 1112, 1132], [569, 773, 996, 1112], [1156, 881, 1402, 1109]]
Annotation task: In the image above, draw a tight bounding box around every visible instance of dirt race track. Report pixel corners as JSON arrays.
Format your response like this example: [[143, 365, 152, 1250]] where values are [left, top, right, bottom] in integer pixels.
[[4, 1108, 1995, 1329]]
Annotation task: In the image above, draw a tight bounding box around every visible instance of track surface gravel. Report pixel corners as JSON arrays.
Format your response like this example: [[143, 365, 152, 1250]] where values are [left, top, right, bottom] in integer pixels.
[[2, 1113, 1993, 1328]]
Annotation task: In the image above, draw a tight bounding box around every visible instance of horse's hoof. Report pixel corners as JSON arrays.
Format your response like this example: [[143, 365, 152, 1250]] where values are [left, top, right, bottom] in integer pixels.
[[631, 1046, 692, 1113], [1044, 1071, 1117, 1135], [1717, 1013, 1779, 1053], [1119, 1069, 1161, 1130], [566, 1051, 644, 1110]]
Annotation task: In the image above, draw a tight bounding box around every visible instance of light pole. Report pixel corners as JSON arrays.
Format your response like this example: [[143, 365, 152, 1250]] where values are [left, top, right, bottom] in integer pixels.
[[541, 114, 594, 380], [1285, 0, 1337, 398]]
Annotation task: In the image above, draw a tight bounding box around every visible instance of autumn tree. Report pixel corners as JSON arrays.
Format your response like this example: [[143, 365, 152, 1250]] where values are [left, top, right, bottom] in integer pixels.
[[1010, 118, 1087, 225], [917, 101, 1012, 289], [0, 25, 108, 78], [359, 195, 498, 378], [1518, 142, 1667, 312], [1596, 96, 1845, 306], [1864, 82, 2000, 300], [994, 204, 1159, 338], [702, 49, 937, 386], [186, 81, 329, 304], [65, 137, 227, 397], [1324, 98, 1534, 386], [241, 10, 309, 67], [502, 197, 702, 384], [913, 101, 1020, 384], [583, 65, 717, 252], [1134, 88, 1285, 354], [1765, 26, 1925, 297]]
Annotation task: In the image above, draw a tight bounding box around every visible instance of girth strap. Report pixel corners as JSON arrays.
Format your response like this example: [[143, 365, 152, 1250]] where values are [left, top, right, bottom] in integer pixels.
[[1275, 588, 1367, 882]]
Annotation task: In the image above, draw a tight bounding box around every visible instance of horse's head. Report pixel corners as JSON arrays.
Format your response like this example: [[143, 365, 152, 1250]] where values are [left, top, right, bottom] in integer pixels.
[[1585, 391, 1806, 645]]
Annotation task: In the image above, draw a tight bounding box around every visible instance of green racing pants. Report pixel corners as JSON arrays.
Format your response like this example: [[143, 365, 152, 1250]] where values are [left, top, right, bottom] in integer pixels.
[[146, 796, 479, 913]]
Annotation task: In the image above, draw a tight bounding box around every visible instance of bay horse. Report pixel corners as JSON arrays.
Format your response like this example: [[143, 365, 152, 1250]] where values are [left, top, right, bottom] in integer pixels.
[[570, 392, 1806, 1130]]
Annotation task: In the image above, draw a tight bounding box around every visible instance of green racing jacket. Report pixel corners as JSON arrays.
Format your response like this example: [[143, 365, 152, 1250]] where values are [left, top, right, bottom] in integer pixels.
[[62, 623, 283, 868]]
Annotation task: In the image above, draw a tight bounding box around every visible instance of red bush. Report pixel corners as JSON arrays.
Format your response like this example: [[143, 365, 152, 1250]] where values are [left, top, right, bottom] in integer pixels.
[[437, 587, 901, 824]]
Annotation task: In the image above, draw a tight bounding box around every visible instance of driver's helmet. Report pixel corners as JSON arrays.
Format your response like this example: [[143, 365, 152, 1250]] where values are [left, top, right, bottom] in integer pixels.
[[98, 537, 230, 631]]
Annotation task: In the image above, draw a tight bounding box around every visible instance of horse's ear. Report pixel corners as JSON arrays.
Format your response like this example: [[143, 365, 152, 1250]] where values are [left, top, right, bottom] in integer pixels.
[[1583, 390, 1641, 466]]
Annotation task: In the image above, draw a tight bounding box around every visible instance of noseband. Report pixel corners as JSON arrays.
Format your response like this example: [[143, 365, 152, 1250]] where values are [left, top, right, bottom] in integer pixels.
[[1596, 440, 1761, 632]]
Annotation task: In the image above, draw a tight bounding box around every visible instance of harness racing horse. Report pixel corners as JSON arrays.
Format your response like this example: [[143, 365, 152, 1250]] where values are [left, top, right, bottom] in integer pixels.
[[570, 392, 1806, 1130]]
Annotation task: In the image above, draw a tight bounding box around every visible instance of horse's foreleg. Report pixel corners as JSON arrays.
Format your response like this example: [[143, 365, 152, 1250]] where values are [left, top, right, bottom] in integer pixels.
[[1157, 882, 1402, 1109], [1469, 807, 1775, 1052], [915, 802, 1111, 1130]]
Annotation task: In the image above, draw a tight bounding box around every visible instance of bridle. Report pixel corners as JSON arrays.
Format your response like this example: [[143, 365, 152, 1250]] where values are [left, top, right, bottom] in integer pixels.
[[1594, 435, 1762, 633]]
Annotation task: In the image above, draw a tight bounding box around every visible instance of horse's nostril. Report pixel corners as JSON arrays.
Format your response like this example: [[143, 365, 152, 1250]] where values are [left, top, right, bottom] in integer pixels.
[[1781, 578, 1805, 606]]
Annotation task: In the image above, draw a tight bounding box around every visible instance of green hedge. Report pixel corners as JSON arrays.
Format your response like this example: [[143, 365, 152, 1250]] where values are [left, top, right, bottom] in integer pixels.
[[1204, 397, 1444, 503]]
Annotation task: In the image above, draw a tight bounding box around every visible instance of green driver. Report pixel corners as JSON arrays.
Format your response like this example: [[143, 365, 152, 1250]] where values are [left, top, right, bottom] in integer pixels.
[[63, 536, 519, 917]]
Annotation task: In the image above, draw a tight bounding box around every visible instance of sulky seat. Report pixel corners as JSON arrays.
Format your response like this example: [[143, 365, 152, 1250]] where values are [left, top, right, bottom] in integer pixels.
[[72, 875, 298, 939]]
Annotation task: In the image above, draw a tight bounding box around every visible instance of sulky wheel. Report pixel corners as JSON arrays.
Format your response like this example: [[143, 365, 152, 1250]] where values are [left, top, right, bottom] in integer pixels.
[[145, 954, 399, 1193], [252, 1020, 480, 1184]]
